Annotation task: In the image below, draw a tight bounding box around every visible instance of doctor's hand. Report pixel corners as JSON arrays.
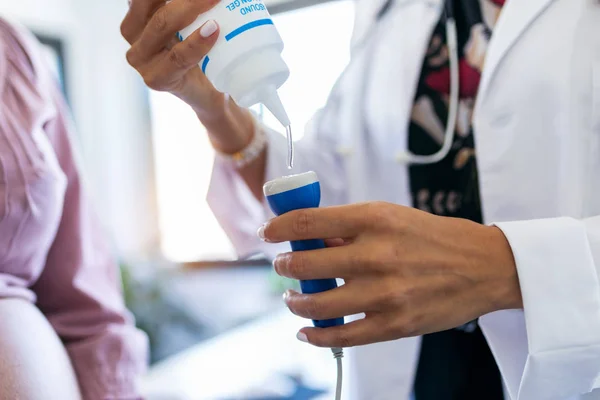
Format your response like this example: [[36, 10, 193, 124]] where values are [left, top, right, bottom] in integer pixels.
[[260, 202, 523, 348], [121, 0, 256, 156]]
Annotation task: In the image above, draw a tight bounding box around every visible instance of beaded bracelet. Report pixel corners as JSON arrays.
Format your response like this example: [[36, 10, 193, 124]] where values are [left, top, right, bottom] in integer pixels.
[[214, 114, 267, 169]]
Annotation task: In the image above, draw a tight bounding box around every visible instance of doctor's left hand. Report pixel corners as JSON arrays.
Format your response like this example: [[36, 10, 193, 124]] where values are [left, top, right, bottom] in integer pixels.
[[259, 202, 523, 348]]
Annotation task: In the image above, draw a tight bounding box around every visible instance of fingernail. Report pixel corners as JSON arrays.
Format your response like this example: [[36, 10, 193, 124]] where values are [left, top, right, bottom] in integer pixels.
[[297, 332, 309, 343], [257, 225, 266, 240], [282, 290, 295, 305], [272, 258, 277, 271], [200, 20, 218, 38]]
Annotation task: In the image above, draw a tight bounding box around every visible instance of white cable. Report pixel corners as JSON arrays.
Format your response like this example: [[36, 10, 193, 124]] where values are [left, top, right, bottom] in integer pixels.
[[395, 17, 460, 165], [332, 348, 344, 400], [335, 356, 343, 400]]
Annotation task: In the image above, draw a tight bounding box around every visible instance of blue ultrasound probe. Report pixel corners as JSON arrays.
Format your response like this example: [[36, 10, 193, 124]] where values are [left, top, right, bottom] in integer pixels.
[[263, 171, 345, 329]]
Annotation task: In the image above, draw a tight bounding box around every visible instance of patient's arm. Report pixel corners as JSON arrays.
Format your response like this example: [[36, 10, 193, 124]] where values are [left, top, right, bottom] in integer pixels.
[[0, 299, 82, 400]]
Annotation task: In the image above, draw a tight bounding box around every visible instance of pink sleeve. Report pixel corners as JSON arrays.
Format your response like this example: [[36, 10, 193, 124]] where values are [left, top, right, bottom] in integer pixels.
[[33, 86, 149, 399], [1, 20, 148, 399]]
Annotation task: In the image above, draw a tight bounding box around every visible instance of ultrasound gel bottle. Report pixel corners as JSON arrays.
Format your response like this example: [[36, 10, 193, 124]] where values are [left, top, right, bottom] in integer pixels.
[[179, 0, 291, 128]]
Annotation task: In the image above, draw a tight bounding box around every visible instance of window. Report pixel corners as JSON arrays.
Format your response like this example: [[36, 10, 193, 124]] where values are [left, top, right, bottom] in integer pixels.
[[150, 0, 355, 262]]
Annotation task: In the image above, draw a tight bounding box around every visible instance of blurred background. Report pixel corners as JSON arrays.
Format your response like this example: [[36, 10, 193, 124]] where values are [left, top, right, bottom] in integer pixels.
[[0, 0, 354, 398]]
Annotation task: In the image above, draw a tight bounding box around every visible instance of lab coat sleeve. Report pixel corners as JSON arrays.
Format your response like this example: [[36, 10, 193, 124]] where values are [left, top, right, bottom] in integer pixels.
[[206, 107, 348, 260], [479, 217, 600, 400]]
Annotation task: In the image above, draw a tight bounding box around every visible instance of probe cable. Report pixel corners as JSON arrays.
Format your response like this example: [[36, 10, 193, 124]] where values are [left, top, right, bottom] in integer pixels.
[[332, 347, 344, 400]]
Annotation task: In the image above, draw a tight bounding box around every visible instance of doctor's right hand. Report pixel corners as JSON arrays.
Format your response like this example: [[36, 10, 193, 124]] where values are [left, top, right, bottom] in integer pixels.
[[121, 0, 256, 155], [261, 202, 522, 348]]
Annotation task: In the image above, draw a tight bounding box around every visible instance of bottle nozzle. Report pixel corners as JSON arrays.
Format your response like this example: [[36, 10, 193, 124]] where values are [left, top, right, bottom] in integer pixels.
[[260, 88, 293, 168], [261, 89, 290, 128]]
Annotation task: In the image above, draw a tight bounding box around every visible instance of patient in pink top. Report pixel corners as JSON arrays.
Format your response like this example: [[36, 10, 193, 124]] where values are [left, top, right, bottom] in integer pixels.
[[0, 18, 147, 399]]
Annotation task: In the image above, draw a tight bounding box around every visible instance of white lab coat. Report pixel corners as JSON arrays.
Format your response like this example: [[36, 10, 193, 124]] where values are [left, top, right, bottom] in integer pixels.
[[207, 0, 600, 398]]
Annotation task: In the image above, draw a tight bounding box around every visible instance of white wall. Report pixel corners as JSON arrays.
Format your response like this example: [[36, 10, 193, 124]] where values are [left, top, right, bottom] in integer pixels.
[[0, 0, 161, 261]]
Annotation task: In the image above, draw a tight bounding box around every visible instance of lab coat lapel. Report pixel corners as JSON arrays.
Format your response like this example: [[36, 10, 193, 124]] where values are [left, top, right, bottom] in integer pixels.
[[340, 0, 441, 207], [476, 0, 557, 106], [361, 0, 442, 162], [349, 0, 390, 49]]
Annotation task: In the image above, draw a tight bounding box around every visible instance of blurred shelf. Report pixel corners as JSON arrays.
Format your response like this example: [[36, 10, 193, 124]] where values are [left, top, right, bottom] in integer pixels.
[[126, 260, 289, 364], [168, 264, 282, 332]]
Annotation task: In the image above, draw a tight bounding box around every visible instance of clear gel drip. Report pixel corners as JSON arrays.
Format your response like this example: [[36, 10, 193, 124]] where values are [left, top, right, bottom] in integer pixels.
[[286, 125, 294, 169]]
